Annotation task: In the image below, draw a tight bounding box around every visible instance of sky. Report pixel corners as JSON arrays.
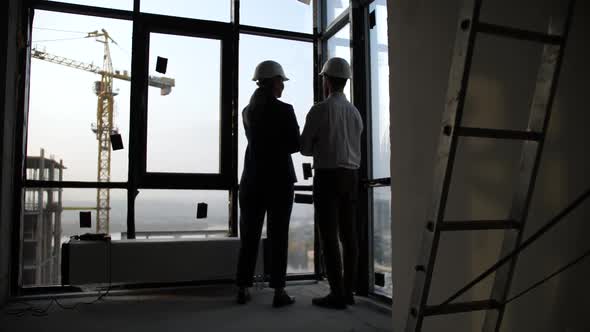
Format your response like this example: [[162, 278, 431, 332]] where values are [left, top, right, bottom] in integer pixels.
[[26, 0, 389, 229]]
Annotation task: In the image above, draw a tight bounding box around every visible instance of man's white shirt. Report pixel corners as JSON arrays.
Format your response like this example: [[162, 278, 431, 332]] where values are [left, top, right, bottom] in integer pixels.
[[300, 92, 364, 170]]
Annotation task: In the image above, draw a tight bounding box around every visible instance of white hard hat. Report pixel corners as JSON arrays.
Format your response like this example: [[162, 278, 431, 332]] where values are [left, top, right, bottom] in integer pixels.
[[252, 60, 289, 81], [320, 57, 351, 79]]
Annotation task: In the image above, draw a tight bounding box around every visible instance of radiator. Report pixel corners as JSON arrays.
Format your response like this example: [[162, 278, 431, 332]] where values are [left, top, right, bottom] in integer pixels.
[[61, 238, 264, 286]]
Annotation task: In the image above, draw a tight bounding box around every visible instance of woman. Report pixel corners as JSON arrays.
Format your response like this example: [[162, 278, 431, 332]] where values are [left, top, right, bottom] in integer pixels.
[[235, 60, 300, 308]]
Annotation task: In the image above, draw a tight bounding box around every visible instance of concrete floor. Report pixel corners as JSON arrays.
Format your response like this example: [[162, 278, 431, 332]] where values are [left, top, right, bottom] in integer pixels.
[[1, 282, 392, 332]]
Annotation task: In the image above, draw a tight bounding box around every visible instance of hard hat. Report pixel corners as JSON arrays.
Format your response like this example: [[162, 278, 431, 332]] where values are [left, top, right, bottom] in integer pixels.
[[320, 57, 351, 79], [252, 60, 289, 81]]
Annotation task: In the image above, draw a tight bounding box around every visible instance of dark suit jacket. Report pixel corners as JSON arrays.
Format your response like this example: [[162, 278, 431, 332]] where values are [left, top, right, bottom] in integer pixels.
[[240, 88, 300, 188]]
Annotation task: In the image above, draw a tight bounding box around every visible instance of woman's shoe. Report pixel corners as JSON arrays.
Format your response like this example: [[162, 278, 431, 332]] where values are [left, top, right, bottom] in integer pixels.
[[272, 289, 295, 308], [237, 287, 251, 305]]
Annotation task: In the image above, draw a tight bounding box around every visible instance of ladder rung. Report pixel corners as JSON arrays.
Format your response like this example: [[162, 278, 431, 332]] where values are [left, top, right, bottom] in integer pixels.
[[439, 220, 521, 231], [423, 300, 501, 316], [454, 126, 542, 141], [476, 22, 563, 45]]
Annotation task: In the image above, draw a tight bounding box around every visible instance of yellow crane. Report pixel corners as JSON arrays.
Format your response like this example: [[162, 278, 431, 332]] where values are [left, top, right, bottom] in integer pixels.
[[31, 29, 175, 234]]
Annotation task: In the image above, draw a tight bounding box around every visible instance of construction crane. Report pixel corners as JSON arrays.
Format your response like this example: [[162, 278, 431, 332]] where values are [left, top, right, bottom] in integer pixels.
[[31, 29, 175, 234]]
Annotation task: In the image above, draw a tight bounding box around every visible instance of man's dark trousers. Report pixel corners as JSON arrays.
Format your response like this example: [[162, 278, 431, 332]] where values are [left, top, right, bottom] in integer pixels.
[[314, 168, 359, 298]]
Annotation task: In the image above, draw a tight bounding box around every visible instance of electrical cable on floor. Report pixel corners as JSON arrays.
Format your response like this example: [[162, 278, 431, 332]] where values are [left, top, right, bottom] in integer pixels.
[[504, 247, 590, 305], [4, 239, 113, 317]]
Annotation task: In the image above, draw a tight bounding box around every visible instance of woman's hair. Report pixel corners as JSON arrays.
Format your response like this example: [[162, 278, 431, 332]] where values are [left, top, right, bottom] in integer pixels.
[[256, 77, 275, 88]]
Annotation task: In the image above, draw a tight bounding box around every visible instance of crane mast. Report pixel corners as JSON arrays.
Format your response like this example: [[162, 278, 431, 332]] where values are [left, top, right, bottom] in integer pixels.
[[31, 29, 175, 234], [91, 29, 114, 234]]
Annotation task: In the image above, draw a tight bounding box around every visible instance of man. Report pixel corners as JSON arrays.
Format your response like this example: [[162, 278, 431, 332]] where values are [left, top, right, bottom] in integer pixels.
[[236, 60, 300, 308], [300, 57, 363, 309]]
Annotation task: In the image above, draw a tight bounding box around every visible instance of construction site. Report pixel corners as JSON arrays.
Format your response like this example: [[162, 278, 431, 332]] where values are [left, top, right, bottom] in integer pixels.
[[1, 0, 589, 331]]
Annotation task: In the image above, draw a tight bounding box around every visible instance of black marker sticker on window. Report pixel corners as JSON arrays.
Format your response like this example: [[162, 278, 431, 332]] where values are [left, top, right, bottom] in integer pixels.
[[110, 133, 124, 151], [80, 211, 92, 228], [196, 202, 208, 219], [156, 56, 168, 74]]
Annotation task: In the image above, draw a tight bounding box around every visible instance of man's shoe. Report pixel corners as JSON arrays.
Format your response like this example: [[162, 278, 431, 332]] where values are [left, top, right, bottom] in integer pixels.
[[237, 287, 251, 305], [273, 289, 295, 308], [312, 293, 347, 310]]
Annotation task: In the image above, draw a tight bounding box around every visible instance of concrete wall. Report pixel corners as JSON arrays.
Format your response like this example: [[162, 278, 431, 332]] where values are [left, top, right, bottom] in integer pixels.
[[0, 0, 21, 307], [388, 0, 590, 331]]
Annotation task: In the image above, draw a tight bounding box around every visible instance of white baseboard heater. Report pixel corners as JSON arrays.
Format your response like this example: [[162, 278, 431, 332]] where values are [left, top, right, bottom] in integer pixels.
[[61, 238, 264, 286]]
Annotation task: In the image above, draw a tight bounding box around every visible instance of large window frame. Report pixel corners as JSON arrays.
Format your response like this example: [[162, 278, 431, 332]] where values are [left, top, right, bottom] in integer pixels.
[[13, 0, 389, 302]]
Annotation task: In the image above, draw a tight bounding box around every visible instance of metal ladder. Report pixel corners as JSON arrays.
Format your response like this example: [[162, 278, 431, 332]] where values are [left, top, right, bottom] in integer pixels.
[[406, 0, 576, 331]]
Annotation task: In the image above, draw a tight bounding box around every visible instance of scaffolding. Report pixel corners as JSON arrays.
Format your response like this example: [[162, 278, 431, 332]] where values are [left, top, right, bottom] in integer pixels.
[[22, 148, 65, 286]]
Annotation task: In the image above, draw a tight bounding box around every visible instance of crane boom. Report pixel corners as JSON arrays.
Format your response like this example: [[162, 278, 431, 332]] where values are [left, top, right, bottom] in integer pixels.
[[31, 48, 175, 95]]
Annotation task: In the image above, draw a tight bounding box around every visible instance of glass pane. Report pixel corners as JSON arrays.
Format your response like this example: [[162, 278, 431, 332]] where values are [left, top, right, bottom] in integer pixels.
[[44, 0, 133, 10], [134, 190, 229, 236], [372, 186, 392, 297], [21, 188, 126, 286], [237, 194, 315, 274], [288, 198, 315, 273], [241, 0, 313, 33], [238, 34, 314, 186], [140, 0, 230, 22], [238, 34, 315, 274], [370, 0, 390, 179], [28, 11, 132, 182], [146, 33, 221, 174], [326, 23, 351, 100], [326, 0, 349, 26]]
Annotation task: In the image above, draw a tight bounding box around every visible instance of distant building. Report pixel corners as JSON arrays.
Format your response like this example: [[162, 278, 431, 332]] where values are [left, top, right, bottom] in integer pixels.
[[22, 149, 65, 286]]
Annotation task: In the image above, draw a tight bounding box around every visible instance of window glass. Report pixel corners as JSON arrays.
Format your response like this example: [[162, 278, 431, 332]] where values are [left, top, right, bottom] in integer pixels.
[[238, 34, 315, 274], [288, 199, 315, 273], [45, 0, 133, 11], [238, 34, 314, 186], [369, 0, 392, 298], [146, 33, 221, 174], [28, 11, 132, 182], [140, 0, 231, 22], [326, 23, 351, 100], [237, 201, 315, 274], [241, 0, 314, 33], [372, 186, 392, 297], [134, 190, 229, 235], [326, 0, 349, 26], [370, 0, 390, 178], [21, 188, 127, 286]]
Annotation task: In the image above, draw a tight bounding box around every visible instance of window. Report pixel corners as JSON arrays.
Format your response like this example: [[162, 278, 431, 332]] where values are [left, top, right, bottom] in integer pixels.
[[28, 10, 132, 182], [146, 33, 221, 174], [288, 198, 315, 273], [326, 23, 351, 100], [238, 34, 315, 274], [134, 190, 229, 235], [237, 201, 315, 274], [23, 0, 393, 290], [369, 0, 392, 298], [140, 0, 231, 22], [238, 34, 314, 186], [44, 0, 133, 11], [241, 0, 314, 33], [326, 0, 349, 26], [370, 0, 390, 178], [21, 188, 127, 286], [372, 186, 392, 296]]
